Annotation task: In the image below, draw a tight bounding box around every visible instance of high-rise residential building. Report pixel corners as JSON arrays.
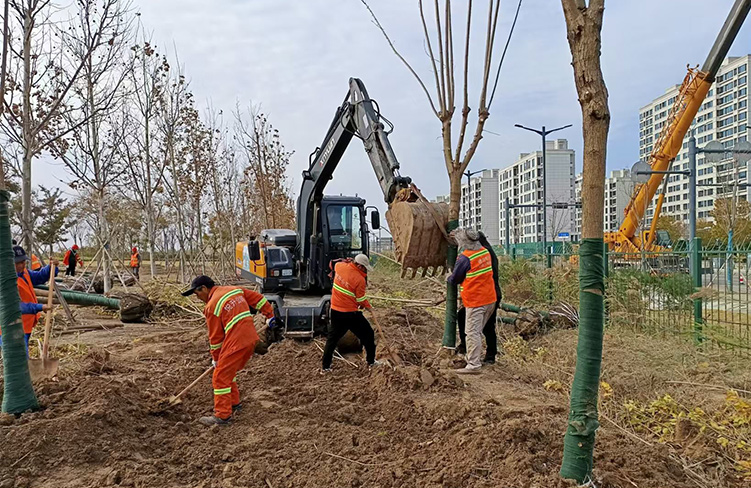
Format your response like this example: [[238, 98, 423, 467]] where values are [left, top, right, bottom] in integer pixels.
[[499, 139, 576, 246], [639, 55, 750, 227], [430, 171, 501, 246], [573, 169, 634, 240], [459, 169, 501, 245]]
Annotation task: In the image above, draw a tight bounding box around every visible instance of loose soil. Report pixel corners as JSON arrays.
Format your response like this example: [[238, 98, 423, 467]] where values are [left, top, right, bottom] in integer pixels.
[[1, 315, 714, 488]]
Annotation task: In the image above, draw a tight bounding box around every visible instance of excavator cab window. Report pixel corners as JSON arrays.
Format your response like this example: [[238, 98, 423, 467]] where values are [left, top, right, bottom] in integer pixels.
[[656, 230, 672, 248], [326, 205, 363, 251]]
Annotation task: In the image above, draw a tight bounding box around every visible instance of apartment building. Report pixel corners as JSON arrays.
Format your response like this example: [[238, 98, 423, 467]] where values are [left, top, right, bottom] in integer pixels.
[[459, 169, 501, 245], [499, 139, 576, 245], [639, 55, 751, 226]]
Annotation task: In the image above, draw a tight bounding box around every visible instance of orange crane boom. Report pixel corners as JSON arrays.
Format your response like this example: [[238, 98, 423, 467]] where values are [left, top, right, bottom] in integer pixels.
[[606, 0, 751, 253]]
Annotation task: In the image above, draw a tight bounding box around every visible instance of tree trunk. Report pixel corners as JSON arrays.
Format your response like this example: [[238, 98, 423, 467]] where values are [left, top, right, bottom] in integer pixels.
[[441, 172, 461, 348], [168, 141, 187, 282], [97, 188, 112, 292], [146, 195, 156, 279], [559, 0, 610, 483], [20, 7, 33, 255], [0, 190, 38, 413]]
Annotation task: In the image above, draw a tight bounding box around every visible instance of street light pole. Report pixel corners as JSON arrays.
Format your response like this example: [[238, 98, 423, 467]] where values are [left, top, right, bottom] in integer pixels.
[[515, 124, 572, 256]]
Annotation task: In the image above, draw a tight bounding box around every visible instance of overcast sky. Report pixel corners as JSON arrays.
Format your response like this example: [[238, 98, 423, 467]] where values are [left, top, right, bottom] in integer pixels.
[[37, 0, 751, 217]]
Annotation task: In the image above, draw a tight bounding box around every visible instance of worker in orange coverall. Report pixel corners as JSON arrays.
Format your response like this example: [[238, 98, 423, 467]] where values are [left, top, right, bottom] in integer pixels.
[[182, 275, 276, 426]]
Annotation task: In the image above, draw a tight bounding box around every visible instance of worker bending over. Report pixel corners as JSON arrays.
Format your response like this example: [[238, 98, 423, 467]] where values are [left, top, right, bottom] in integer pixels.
[[130, 247, 141, 280], [447, 229, 497, 374], [0, 245, 58, 354], [183, 275, 276, 426], [456, 231, 500, 364], [63, 244, 83, 276], [322, 254, 381, 372]]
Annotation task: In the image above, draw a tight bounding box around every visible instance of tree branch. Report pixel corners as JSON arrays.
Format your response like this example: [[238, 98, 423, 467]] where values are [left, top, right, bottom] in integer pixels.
[[452, 0, 472, 167], [359, 0, 439, 117], [418, 0, 444, 114]]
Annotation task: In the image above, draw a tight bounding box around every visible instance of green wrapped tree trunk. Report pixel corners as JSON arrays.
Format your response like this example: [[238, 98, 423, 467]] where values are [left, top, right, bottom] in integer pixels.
[[0, 190, 39, 413], [35, 285, 120, 309], [560, 239, 604, 481], [442, 219, 459, 348], [559, 0, 609, 482]]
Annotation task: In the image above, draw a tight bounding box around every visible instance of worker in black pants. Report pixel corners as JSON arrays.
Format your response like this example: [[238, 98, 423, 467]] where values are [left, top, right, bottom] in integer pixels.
[[456, 231, 501, 364], [322, 310, 377, 370], [321, 254, 381, 371]]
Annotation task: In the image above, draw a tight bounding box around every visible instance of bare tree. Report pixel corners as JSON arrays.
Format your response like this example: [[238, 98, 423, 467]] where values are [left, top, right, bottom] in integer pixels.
[[121, 28, 169, 278], [58, 0, 133, 292], [1, 0, 115, 254], [233, 104, 295, 233], [159, 63, 190, 281], [559, 0, 610, 483], [360, 0, 523, 346]]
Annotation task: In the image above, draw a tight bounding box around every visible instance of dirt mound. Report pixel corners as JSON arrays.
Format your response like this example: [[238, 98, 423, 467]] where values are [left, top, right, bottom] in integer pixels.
[[0, 315, 710, 488]]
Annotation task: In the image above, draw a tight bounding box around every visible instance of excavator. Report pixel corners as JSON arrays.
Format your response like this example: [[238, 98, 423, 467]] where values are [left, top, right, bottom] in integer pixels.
[[235, 78, 449, 337], [606, 0, 751, 255]]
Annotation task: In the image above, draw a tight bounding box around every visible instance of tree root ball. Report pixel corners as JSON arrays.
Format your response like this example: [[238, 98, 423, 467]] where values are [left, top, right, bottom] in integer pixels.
[[119, 294, 153, 323], [336, 331, 362, 354]]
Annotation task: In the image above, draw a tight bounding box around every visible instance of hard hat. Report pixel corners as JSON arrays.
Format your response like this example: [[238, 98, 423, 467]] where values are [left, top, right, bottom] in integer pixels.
[[354, 254, 373, 271]]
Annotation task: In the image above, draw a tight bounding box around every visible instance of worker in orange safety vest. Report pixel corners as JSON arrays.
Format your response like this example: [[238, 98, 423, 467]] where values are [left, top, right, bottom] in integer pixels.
[[63, 244, 83, 276], [30, 254, 42, 271], [0, 245, 58, 355], [321, 254, 381, 372], [130, 247, 141, 280], [447, 228, 497, 374], [182, 275, 276, 426]]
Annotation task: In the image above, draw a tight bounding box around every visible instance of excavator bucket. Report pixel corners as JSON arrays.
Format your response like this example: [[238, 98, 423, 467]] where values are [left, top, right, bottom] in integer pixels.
[[386, 199, 449, 276]]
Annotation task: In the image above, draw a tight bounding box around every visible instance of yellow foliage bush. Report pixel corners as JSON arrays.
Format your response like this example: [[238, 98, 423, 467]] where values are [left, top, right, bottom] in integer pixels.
[[623, 390, 751, 480]]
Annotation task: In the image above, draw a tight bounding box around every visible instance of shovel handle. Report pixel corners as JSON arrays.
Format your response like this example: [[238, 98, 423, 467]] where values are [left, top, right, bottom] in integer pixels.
[[368, 309, 400, 364], [42, 262, 56, 359], [173, 366, 214, 401]]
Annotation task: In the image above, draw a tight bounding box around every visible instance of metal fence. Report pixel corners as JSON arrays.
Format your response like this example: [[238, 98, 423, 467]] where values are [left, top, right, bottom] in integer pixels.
[[510, 245, 751, 355]]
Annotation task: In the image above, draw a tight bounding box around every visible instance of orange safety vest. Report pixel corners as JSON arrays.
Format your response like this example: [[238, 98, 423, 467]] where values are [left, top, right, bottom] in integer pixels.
[[203, 286, 269, 361], [17, 269, 40, 334], [331, 261, 371, 312], [30, 254, 42, 271], [130, 253, 140, 267], [459, 248, 496, 308]]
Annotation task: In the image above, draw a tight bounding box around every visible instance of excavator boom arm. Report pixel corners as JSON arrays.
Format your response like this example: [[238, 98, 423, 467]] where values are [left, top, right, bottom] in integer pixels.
[[296, 78, 413, 266]]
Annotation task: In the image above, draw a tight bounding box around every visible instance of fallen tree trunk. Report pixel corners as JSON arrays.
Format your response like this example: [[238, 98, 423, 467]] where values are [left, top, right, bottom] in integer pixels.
[[34, 286, 152, 323]]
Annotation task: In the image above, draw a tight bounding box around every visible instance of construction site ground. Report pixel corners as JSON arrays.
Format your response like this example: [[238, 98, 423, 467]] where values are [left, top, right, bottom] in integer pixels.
[[0, 262, 749, 488]]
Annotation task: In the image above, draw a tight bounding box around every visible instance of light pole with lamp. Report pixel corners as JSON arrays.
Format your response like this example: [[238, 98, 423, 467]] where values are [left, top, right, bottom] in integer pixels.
[[692, 139, 751, 293], [514, 124, 572, 257]]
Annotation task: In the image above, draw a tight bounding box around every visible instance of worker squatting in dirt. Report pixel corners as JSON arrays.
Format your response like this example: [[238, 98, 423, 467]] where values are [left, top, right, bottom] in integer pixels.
[[322, 254, 383, 373], [0, 245, 58, 355], [456, 231, 501, 365], [447, 228, 498, 374], [182, 275, 276, 426]]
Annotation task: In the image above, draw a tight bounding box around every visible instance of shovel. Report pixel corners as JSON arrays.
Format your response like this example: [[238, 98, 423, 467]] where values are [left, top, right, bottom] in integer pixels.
[[29, 264, 59, 381], [158, 365, 214, 411], [368, 309, 402, 366]]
